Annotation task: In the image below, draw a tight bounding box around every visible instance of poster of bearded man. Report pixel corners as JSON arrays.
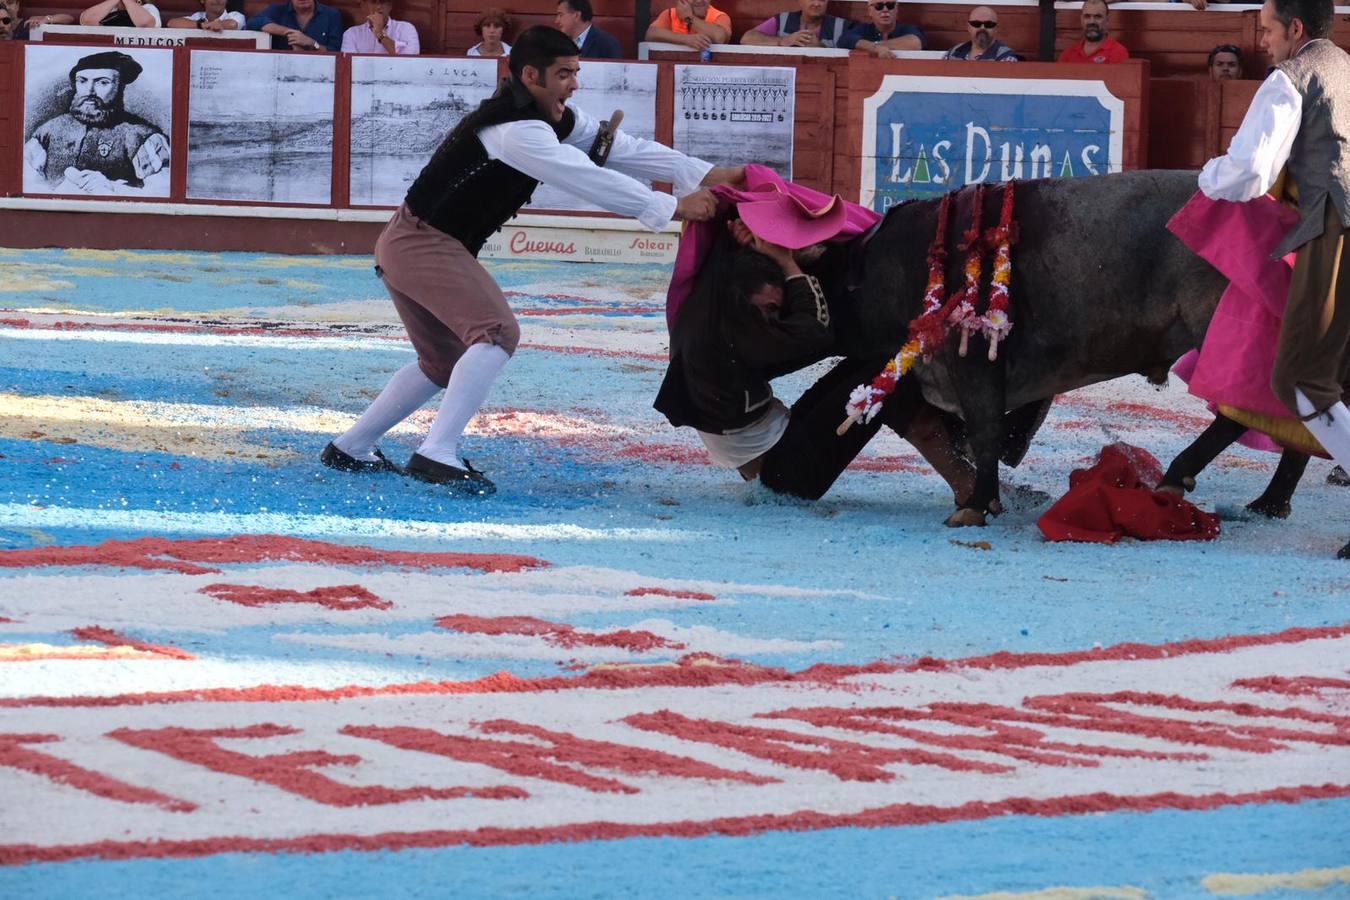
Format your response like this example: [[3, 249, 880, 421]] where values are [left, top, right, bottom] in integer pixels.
[[22, 46, 173, 198]]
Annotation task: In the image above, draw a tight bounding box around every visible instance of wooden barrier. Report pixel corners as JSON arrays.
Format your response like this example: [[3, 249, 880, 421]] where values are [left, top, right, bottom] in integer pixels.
[[0, 42, 18, 198]]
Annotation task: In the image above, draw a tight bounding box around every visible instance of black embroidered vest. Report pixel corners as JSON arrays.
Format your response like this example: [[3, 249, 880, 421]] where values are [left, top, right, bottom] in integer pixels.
[[404, 78, 575, 256]]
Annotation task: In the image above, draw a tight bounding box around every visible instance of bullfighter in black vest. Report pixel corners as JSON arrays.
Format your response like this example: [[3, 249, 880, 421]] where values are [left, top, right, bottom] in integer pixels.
[[322, 26, 740, 494], [1198, 0, 1350, 558]]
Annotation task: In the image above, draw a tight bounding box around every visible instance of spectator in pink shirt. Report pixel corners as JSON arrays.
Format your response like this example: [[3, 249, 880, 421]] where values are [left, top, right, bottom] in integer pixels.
[[341, 0, 419, 54]]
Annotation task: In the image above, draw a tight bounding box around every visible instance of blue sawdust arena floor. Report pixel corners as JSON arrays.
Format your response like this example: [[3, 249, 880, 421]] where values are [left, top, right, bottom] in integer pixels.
[[0, 247, 1347, 899]]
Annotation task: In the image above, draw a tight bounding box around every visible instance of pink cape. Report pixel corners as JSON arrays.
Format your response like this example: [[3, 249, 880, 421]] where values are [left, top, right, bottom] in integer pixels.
[[1166, 191, 1299, 452], [665, 165, 882, 331]]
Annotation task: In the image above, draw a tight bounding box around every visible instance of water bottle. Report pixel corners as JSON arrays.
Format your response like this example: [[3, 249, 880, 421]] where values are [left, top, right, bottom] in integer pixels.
[[699, 46, 712, 62]]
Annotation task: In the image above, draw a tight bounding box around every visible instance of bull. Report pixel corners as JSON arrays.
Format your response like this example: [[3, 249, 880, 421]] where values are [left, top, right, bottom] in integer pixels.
[[832, 170, 1303, 526]]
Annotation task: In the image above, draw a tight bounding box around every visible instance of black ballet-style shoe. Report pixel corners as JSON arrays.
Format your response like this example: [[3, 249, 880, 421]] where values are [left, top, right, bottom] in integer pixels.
[[320, 442, 401, 474], [405, 452, 497, 496]]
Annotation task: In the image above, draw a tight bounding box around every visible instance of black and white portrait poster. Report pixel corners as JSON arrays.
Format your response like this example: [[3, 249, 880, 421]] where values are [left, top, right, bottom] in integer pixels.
[[187, 50, 335, 205], [348, 56, 499, 207], [673, 65, 794, 180], [529, 61, 659, 213], [22, 44, 173, 198]]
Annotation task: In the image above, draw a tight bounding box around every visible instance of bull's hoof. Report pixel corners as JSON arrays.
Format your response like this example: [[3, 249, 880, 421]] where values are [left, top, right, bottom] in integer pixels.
[[1328, 465, 1350, 487], [1246, 496, 1292, 519], [1157, 476, 1195, 497], [945, 507, 988, 527]]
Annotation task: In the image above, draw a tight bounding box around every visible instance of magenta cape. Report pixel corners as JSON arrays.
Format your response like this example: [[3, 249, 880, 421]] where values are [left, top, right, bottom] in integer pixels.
[[664, 164, 882, 331], [1167, 191, 1299, 452]]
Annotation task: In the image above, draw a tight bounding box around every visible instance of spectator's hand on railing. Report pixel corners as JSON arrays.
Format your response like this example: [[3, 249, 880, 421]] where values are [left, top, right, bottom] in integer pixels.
[[781, 30, 819, 48], [684, 32, 712, 50], [201, 17, 227, 31], [870, 44, 896, 59], [284, 27, 319, 50], [1184, 0, 1207, 8]]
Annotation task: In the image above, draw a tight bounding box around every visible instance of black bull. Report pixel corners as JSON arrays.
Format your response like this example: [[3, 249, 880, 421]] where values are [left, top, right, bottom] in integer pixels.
[[832, 170, 1228, 524]]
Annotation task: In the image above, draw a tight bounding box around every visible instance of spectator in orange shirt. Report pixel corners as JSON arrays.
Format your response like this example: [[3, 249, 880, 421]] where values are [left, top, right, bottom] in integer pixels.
[[645, 0, 730, 50], [1058, 0, 1129, 64]]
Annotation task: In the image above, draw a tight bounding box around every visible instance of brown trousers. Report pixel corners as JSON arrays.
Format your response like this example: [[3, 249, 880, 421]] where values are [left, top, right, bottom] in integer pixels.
[[374, 204, 521, 388], [1272, 198, 1350, 416]]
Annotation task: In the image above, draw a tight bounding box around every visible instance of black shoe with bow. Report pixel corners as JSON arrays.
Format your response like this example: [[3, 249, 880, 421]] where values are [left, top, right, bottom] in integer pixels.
[[320, 442, 401, 474], [405, 452, 497, 496]]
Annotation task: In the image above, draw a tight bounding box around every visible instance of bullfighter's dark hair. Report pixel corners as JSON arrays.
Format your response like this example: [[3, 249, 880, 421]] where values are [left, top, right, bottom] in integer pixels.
[[729, 248, 787, 308], [559, 0, 593, 22], [509, 26, 580, 80], [1269, 0, 1333, 38]]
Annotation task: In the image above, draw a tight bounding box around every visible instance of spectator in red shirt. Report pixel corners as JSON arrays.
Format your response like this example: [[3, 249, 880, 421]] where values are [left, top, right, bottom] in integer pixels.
[[1058, 0, 1129, 64]]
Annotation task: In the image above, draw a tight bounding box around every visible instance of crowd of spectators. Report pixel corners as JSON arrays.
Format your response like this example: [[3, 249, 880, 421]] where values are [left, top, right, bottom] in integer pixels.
[[0, 0, 1286, 78]]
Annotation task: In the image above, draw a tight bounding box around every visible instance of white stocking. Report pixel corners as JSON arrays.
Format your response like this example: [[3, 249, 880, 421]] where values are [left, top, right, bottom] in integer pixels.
[[417, 343, 510, 466], [1296, 389, 1350, 471], [333, 361, 440, 460]]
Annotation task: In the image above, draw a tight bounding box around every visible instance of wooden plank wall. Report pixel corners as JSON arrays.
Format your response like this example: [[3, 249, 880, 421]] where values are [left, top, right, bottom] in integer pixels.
[[1148, 76, 1218, 170], [0, 42, 19, 197]]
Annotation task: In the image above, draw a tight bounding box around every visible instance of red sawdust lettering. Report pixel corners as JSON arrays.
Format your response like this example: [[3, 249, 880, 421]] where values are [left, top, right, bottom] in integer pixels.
[[108, 724, 526, 806], [435, 614, 684, 653], [904, 623, 1350, 673], [0, 655, 794, 709], [760, 705, 1202, 768], [1233, 676, 1350, 696], [0, 535, 547, 575], [8, 624, 1350, 711], [0, 733, 195, 812], [5, 783, 1350, 865], [623, 587, 716, 602], [68, 626, 194, 660], [624, 710, 1010, 781], [346, 720, 772, 794], [199, 584, 392, 611], [1021, 691, 1350, 749]]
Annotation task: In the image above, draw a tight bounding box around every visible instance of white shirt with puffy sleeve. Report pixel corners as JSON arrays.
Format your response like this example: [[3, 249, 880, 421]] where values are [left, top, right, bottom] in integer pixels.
[[1198, 69, 1302, 202], [476, 103, 713, 231]]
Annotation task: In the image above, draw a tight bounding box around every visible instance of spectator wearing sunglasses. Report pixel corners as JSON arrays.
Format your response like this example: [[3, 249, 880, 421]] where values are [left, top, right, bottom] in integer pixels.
[[944, 6, 1018, 60], [1208, 43, 1243, 79], [1058, 0, 1129, 64], [839, 0, 925, 57]]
